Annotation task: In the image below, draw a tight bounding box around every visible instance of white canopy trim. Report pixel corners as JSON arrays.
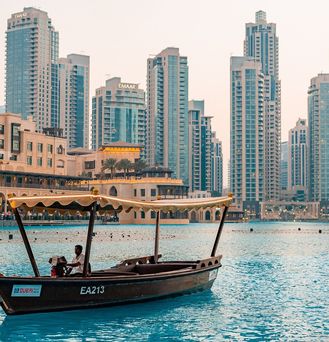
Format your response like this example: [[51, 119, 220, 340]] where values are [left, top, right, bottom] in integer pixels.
[[8, 194, 233, 214]]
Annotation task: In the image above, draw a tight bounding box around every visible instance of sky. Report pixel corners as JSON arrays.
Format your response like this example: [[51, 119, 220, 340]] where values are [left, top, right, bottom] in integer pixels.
[[1, 0, 329, 186]]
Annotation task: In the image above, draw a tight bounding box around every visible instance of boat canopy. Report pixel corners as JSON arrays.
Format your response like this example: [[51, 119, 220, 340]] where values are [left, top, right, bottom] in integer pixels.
[[8, 194, 233, 214]]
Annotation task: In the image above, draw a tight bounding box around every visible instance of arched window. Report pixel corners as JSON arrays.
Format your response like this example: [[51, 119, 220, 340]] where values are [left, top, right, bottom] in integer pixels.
[[205, 211, 211, 221], [109, 186, 118, 197]]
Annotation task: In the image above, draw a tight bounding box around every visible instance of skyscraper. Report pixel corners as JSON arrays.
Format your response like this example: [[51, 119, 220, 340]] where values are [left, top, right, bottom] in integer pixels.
[[308, 74, 329, 205], [288, 118, 308, 200], [146, 47, 189, 184], [280, 141, 288, 192], [188, 100, 212, 192], [211, 132, 223, 197], [92, 77, 146, 153], [6, 7, 59, 131], [58, 54, 90, 148], [244, 10, 281, 201], [230, 56, 264, 213]]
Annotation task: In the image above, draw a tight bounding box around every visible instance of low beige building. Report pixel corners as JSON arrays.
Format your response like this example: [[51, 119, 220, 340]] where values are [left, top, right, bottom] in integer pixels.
[[0, 113, 67, 174], [81, 168, 189, 224], [67, 142, 141, 178]]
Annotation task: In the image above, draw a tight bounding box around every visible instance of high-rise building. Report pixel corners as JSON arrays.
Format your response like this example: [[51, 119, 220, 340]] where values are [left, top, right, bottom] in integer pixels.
[[92, 77, 146, 154], [288, 119, 308, 200], [280, 141, 288, 191], [58, 54, 90, 149], [244, 10, 281, 201], [6, 7, 58, 131], [188, 100, 212, 192], [308, 74, 329, 205], [211, 132, 223, 196], [0, 106, 5, 114], [146, 47, 189, 184], [230, 56, 264, 213]]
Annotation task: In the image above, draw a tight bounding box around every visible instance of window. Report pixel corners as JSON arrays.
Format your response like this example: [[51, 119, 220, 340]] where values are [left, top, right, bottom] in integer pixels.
[[85, 161, 95, 169], [47, 144, 53, 153], [0, 125, 4, 134], [47, 158, 52, 167], [10, 155, 17, 161], [151, 211, 156, 219], [0, 154, 3, 160], [141, 211, 145, 219], [57, 145, 64, 154], [0, 139, 4, 149], [37, 157, 42, 166], [11, 123, 20, 153], [27, 156, 32, 165], [140, 189, 145, 197], [37, 143, 43, 153], [27, 141, 33, 151], [151, 189, 156, 197], [134, 189, 137, 197]]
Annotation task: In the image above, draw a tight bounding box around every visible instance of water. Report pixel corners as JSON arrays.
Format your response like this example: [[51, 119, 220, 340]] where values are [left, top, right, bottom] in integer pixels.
[[0, 221, 328, 341]]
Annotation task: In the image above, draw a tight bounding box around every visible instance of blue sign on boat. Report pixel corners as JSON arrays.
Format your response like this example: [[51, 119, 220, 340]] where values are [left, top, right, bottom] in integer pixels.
[[11, 285, 42, 297]]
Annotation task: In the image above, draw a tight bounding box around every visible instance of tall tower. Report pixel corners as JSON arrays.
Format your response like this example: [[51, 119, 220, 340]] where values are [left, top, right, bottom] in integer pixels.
[[308, 74, 329, 205], [92, 77, 146, 154], [244, 11, 281, 201], [5, 7, 59, 131], [146, 47, 189, 184], [58, 54, 90, 149], [230, 56, 264, 214], [188, 100, 212, 192], [288, 118, 308, 200]]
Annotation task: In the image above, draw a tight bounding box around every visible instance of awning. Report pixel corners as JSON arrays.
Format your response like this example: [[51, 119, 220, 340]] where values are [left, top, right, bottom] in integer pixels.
[[7, 194, 233, 214]]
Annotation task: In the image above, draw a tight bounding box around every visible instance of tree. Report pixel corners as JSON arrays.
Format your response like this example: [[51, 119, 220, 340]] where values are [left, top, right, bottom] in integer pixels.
[[133, 159, 148, 174], [101, 158, 117, 179], [116, 159, 132, 179]]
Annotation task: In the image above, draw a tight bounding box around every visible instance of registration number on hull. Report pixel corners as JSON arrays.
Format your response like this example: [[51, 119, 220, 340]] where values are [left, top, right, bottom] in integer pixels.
[[80, 286, 105, 295]]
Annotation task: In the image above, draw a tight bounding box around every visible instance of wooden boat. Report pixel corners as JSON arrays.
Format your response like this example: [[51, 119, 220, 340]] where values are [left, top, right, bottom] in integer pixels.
[[0, 192, 233, 315]]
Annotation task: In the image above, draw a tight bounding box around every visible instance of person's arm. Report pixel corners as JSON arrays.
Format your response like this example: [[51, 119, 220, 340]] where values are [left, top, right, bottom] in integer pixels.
[[66, 261, 81, 267]]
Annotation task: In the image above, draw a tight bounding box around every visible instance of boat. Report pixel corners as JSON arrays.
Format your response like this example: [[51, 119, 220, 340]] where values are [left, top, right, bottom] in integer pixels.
[[0, 192, 233, 315]]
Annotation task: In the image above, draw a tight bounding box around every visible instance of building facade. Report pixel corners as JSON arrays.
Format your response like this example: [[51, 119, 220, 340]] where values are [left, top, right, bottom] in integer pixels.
[[146, 47, 189, 184], [0, 113, 67, 175], [288, 118, 308, 201], [244, 10, 281, 201], [188, 100, 212, 192], [211, 132, 223, 196], [57, 54, 90, 149], [280, 141, 288, 192], [308, 74, 329, 205], [92, 78, 146, 156], [230, 56, 264, 214], [6, 7, 59, 131]]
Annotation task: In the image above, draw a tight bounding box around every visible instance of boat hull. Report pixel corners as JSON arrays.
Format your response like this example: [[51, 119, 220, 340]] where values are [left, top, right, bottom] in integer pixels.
[[0, 265, 220, 315]]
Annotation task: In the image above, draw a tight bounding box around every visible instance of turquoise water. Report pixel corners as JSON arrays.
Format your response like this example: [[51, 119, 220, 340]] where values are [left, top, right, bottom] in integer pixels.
[[0, 222, 328, 341]]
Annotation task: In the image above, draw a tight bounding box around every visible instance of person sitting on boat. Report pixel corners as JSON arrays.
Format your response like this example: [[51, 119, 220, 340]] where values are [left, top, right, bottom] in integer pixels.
[[66, 245, 85, 275]]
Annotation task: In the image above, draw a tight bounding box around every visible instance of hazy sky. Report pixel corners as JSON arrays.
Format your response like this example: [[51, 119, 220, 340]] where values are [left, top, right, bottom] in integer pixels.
[[1, 0, 329, 185]]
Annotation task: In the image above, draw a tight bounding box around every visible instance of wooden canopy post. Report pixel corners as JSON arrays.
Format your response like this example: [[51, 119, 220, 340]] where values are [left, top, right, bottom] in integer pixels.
[[154, 210, 160, 263], [13, 208, 40, 277], [83, 202, 97, 277], [211, 205, 229, 257]]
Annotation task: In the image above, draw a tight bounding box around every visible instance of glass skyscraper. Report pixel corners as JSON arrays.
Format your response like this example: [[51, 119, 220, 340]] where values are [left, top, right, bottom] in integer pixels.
[[146, 48, 189, 184], [308, 74, 329, 205], [288, 118, 308, 201], [92, 77, 146, 155], [188, 100, 212, 192], [244, 10, 281, 201], [230, 56, 264, 214], [58, 54, 90, 149], [6, 7, 58, 131]]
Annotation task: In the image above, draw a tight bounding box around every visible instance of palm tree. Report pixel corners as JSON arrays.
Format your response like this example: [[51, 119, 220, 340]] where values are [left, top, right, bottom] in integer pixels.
[[101, 158, 117, 179], [116, 159, 132, 179], [133, 159, 148, 174]]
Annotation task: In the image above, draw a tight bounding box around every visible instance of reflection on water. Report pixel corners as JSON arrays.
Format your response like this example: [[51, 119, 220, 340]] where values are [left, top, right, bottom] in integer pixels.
[[0, 222, 329, 340]]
